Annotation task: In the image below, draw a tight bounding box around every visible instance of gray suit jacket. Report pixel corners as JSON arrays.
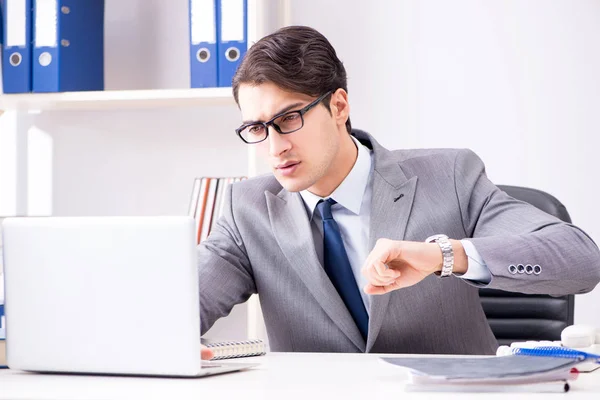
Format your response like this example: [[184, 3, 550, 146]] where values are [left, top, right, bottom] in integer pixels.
[[198, 130, 600, 355]]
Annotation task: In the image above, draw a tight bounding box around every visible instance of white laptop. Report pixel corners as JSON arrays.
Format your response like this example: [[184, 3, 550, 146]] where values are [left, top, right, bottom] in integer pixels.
[[1, 216, 257, 377]]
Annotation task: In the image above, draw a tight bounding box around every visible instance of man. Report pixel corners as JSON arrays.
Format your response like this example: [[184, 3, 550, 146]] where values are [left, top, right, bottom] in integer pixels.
[[198, 26, 600, 359]]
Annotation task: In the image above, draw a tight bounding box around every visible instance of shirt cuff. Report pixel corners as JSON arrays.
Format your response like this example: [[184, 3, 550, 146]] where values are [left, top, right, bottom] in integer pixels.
[[455, 239, 492, 284]]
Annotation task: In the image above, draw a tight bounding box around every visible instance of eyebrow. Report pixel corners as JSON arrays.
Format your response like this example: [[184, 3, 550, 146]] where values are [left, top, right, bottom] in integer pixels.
[[242, 102, 304, 125]]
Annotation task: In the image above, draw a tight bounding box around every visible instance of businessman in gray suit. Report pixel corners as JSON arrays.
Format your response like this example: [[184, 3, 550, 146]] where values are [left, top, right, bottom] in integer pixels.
[[198, 26, 600, 360]]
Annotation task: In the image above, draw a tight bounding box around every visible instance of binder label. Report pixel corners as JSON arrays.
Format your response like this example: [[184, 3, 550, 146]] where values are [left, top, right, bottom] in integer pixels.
[[220, 0, 244, 42], [7, 0, 27, 47], [191, 0, 216, 44], [35, 0, 58, 48]]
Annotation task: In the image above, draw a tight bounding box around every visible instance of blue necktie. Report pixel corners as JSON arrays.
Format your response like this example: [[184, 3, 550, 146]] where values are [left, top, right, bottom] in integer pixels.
[[316, 198, 369, 340]]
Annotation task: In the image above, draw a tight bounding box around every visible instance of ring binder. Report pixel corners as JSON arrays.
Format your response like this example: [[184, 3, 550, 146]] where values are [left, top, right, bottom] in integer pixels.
[[189, 0, 218, 88], [2, 0, 33, 93]]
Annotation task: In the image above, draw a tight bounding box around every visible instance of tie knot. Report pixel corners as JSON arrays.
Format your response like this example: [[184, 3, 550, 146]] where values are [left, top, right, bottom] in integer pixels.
[[316, 198, 337, 220]]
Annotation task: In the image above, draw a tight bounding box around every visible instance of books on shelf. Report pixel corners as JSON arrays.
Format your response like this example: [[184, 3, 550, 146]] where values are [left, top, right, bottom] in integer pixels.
[[189, 176, 246, 244], [202, 338, 266, 361]]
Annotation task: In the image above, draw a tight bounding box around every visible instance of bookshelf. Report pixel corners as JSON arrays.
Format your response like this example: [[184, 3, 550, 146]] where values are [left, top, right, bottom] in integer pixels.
[[0, 88, 236, 112], [0, 0, 289, 344]]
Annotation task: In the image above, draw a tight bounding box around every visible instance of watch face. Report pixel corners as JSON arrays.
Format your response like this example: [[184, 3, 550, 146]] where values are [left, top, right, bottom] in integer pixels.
[[425, 234, 448, 243]]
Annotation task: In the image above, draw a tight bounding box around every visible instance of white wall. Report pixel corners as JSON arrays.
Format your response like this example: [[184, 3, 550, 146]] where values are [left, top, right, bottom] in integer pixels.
[[6, 0, 599, 334], [40, 107, 247, 217], [17, 0, 252, 340], [289, 0, 600, 326]]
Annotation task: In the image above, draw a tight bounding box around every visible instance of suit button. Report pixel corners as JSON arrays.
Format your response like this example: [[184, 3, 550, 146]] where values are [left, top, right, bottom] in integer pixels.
[[508, 264, 517, 274], [517, 264, 525, 274], [525, 264, 533, 274], [533, 265, 542, 275]]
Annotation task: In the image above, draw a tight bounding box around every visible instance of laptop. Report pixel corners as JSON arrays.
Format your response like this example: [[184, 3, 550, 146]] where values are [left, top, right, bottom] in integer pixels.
[[1, 216, 257, 377]]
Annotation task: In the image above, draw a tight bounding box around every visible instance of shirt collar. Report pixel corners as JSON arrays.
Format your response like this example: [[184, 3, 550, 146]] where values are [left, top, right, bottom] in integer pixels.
[[300, 136, 372, 219]]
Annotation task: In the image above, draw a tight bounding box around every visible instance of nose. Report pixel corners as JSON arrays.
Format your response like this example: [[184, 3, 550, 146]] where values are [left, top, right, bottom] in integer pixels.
[[267, 126, 292, 157]]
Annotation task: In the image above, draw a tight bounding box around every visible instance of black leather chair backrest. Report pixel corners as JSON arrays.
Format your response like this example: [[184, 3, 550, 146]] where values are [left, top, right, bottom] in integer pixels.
[[478, 185, 575, 346]]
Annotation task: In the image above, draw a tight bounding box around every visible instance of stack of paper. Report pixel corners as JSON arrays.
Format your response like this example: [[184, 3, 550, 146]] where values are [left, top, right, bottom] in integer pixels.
[[382, 355, 581, 392]]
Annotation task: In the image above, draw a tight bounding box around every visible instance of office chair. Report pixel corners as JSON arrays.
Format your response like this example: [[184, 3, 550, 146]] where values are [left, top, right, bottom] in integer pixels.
[[478, 185, 575, 346]]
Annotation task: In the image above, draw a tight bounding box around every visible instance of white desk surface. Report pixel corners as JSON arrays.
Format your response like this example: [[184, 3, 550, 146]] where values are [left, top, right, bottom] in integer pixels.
[[0, 352, 598, 400]]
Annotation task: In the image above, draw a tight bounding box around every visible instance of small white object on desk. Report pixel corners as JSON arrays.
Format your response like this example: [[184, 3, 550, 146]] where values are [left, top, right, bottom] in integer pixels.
[[562, 325, 597, 349], [497, 341, 562, 356]]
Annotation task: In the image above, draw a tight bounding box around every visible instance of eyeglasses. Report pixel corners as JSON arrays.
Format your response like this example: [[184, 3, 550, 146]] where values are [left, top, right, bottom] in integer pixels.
[[235, 91, 333, 144]]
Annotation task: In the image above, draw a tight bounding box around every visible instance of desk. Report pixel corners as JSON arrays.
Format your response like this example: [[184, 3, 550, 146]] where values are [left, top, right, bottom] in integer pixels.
[[0, 353, 598, 399]]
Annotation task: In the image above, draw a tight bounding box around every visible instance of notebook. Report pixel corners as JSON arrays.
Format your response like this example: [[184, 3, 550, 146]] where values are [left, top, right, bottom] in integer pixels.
[[203, 339, 267, 360]]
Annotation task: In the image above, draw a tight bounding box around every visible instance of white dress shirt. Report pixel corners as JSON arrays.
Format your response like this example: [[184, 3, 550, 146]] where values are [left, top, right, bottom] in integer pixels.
[[300, 137, 491, 314]]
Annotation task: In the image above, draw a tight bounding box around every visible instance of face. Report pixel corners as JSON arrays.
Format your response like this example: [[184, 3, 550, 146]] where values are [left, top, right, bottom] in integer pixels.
[[237, 82, 351, 195]]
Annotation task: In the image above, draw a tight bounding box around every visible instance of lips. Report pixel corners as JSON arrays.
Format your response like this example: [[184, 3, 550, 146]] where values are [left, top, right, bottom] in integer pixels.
[[276, 161, 300, 176], [276, 161, 299, 170]]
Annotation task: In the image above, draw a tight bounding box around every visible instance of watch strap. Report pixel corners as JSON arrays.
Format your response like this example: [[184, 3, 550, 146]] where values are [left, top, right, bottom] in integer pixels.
[[425, 234, 454, 278]]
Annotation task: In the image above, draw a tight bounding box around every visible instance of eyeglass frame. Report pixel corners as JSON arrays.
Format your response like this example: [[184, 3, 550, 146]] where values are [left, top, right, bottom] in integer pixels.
[[235, 90, 334, 144]]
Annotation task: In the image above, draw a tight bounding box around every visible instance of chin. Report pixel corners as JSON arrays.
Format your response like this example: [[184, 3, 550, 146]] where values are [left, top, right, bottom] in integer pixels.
[[274, 175, 310, 193]]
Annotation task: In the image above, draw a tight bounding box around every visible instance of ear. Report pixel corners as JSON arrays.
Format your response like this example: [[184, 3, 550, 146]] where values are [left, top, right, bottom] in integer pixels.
[[329, 88, 350, 130]]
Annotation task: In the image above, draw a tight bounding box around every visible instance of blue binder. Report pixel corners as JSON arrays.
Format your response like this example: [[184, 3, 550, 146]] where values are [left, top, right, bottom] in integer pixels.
[[217, 0, 247, 88], [32, 0, 104, 93], [189, 0, 218, 88], [2, 0, 33, 93]]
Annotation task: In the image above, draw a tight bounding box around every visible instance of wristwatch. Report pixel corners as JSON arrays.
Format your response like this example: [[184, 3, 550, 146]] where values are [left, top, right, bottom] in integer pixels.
[[425, 234, 454, 278]]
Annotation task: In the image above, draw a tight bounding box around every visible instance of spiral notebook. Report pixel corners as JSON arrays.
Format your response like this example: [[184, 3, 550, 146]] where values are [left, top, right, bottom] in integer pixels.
[[202, 339, 267, 360], [509, 346, 600, 363]]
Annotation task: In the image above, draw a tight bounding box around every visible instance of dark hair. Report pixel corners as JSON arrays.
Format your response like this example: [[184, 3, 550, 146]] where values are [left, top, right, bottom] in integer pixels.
[[232, 25, 351, 134]]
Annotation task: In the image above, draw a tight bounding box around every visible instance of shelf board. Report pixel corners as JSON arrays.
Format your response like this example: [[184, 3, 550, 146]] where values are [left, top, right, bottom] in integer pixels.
[[0, 88, 236, 112]]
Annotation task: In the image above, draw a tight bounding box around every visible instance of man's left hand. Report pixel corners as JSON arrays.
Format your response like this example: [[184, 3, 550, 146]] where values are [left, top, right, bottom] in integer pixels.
[[361, 238, 467, 295], [201, 345, 214, 360]]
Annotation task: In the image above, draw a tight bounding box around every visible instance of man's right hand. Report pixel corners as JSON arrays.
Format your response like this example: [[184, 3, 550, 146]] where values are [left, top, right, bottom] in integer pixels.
[[201, 345, 214, 360]]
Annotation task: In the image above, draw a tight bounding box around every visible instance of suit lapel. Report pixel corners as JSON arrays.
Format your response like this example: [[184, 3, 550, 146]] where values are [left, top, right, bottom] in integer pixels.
[[266, 189, 366, 351], [362, 134, 418, 351]]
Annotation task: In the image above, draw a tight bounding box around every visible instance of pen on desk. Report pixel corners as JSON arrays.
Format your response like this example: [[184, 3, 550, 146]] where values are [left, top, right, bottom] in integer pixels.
[[404, 381, 570, 393]]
